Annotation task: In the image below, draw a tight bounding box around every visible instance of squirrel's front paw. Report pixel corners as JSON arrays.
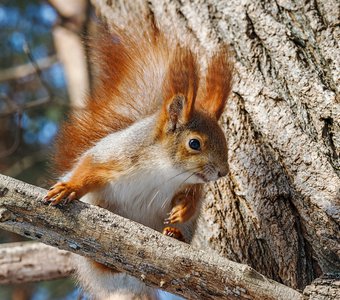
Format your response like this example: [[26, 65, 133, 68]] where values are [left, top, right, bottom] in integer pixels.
[[43, 182, 78, 206], [162, 227, 185, 241], [164, 202, 192, 224]]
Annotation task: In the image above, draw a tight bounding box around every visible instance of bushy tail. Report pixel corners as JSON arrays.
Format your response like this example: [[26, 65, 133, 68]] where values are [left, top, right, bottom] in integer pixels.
[[74, 255, 158, 300], [54, 22, 171, 174]]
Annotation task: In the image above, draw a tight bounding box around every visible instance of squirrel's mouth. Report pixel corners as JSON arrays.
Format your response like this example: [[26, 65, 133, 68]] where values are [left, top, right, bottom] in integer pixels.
[[195, 172, 209, 183]]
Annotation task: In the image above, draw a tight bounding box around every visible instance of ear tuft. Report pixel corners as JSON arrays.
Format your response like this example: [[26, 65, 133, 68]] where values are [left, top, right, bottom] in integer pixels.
[[161, 46, 199, 129], [196, 46, 233, 120]]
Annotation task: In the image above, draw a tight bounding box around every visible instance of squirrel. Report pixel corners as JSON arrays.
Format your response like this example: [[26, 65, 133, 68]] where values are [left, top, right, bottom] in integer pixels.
[[44, 22, 232, 300]]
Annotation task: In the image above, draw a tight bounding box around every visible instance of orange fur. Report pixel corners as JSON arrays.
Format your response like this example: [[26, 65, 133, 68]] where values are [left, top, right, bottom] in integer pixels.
[[196, 46, 233, 120], [162, 47, 199, 121], [91, 260, 118, 273], [50, 24, 233, 228], [46, 155, 123, 205], [51, 23, 232, 225], [156, 47, 199, 139], [54, 25, 232, 175], [54, 24, 168, 174]]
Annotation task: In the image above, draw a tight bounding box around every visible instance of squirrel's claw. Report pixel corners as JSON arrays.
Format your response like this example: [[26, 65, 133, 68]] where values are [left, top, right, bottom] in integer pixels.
[[64, 191, 77, 204], [164, 203, 190, 224], [162, 227, 185, 241], [44, 182, 78, 206]]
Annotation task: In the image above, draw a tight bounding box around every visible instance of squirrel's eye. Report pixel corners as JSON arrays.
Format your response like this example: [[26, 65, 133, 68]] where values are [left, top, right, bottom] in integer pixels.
[[189, 139, 201, 151]]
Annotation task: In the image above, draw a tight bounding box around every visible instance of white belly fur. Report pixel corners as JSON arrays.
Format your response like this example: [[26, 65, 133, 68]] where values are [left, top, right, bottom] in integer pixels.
[[81, 165, 194, 232]]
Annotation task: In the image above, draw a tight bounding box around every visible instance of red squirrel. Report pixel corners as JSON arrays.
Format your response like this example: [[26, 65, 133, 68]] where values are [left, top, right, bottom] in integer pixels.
[[45, 22, 232, 299]]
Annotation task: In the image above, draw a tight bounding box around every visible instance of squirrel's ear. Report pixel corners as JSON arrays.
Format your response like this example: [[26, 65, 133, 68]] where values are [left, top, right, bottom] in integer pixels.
[[161, 47, 199, 130], [196, 47, 233, 120], [165, 94, 189, 131]]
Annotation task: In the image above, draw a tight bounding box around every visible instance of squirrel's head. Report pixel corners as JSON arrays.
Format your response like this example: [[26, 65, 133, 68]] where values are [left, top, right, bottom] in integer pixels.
[[155, 45, 232, 183]]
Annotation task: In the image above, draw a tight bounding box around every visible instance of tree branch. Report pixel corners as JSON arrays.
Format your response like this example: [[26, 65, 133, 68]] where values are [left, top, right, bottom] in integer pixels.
[[1, 243, 338, 300], [0, 174, 303, 300], [0, 242, 74, 284], [0, 55, 58, 82], [303, 273, 340, 300]]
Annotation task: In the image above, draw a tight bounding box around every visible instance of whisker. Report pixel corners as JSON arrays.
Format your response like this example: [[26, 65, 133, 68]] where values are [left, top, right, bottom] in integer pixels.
[[148, 189, 160, 208], [161, 195, 171, 210], [178, 172, 197, 189], [159, 168, 201, 211], [185, 187, 190, 198], [166, 166, 201, 183], [153, 166, 201, 191]]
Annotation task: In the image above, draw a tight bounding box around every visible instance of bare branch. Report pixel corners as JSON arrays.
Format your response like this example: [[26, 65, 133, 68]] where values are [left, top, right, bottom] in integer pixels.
[[0, 95, 57, 117], [303, 273, 340, 300], [0, 99, 22, 158], [0, 55, 58, 83], [0, 242, 74, 284], [0, 174, 303, 300], [1, 241, 338, 300], [23, 44, 54, 99]]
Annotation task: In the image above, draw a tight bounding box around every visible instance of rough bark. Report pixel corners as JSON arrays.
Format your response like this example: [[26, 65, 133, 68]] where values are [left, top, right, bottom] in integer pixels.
[[1, 243, 338, 300], [303, 273, 340, 300], [0, 242, 74, 284], [0, 174, 303, 300], [91, 0, 340, 290]]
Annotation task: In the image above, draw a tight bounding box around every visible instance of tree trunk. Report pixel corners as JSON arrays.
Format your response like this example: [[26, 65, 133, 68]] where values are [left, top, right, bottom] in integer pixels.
[[91, 0, 339, 290]]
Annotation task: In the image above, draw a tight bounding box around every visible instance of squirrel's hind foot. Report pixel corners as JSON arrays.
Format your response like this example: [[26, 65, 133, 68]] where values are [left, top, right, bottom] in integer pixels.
[[162, 226, 185, 242]]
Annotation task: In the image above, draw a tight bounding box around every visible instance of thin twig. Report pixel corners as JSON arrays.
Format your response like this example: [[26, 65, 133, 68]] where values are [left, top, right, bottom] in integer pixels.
[[23, 42, 54, 99], [0, 115, 22, 158], [0, 55, 58, 82]]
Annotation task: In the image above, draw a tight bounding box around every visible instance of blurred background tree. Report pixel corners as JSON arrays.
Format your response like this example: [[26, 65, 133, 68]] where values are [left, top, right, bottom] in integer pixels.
[[0, 0, 87, 299]]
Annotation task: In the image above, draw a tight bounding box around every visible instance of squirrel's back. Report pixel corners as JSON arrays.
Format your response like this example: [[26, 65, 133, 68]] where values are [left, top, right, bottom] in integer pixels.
[[54, 24, 172, 173]]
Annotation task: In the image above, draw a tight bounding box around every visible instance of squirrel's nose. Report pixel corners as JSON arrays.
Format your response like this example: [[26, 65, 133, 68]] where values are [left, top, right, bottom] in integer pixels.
[[218, 169, 228, 178]]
